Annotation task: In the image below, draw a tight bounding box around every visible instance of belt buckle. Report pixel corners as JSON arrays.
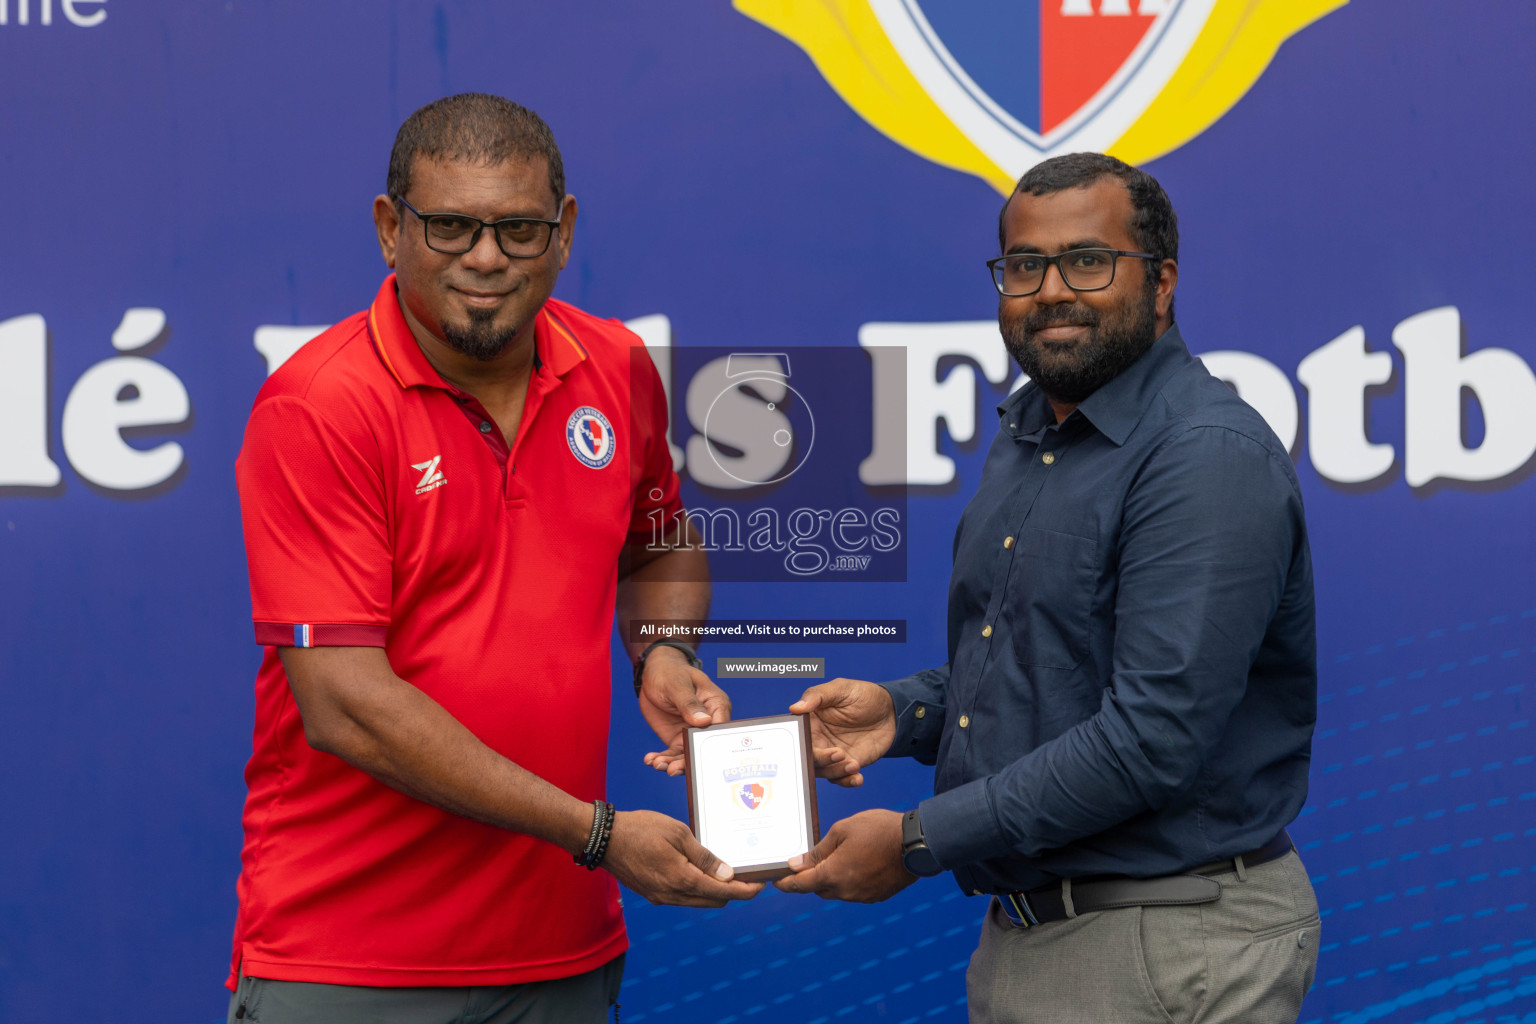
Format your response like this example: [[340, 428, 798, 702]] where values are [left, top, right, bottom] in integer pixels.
[[1002, 891, 1040, 928]]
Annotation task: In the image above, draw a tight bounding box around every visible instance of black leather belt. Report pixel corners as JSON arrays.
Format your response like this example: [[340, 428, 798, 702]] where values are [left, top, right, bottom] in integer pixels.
[[998, 830, 1294, 929]]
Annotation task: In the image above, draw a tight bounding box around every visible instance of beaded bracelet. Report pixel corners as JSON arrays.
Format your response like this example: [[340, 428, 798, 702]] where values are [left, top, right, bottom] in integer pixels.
[[575, 800, 616, 870], [575, 799, 604, 867], [588, 801, 615, 869]]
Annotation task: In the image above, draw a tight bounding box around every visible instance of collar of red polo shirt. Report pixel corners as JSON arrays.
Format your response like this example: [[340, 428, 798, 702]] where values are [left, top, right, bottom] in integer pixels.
[[365, 274, 590, 392]]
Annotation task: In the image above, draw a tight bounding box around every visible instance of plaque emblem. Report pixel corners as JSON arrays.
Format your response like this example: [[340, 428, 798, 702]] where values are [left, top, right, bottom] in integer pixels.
[[739, 781, 771, 810]]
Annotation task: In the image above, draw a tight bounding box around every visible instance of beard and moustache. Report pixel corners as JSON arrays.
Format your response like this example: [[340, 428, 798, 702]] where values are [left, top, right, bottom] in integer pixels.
[[443, 307, 520, 362], [1000, 278, 1160, 405]]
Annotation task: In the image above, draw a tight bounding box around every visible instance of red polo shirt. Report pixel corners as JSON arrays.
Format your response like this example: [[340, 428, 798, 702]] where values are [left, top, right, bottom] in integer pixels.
[[231, 276, 681, 988]]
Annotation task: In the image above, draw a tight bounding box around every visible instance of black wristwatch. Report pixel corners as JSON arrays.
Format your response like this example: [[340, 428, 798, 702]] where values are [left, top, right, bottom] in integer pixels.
[[901, 808, 943, 877], [632, 640, 703, 696]]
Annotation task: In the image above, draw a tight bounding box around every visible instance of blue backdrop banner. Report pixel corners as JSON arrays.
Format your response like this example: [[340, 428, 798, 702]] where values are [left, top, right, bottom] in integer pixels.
[[1, 3, 1533, 1023]]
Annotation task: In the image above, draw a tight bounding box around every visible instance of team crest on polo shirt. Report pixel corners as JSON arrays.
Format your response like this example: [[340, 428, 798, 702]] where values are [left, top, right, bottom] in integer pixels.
[[566, 406, 616, 469]]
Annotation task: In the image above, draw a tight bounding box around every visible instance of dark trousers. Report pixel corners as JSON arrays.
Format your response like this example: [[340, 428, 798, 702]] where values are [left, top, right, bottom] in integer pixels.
[[227, 954, 625, 1024]]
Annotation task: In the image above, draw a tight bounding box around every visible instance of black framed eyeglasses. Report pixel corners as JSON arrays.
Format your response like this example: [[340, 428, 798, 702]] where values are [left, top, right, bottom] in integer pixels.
[[987, 248, 1158, 297], [394, 196, 562, 259]]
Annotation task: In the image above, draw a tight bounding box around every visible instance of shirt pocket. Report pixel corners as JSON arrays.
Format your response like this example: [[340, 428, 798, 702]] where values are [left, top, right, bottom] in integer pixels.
[[1010, 527, 1099, 670]]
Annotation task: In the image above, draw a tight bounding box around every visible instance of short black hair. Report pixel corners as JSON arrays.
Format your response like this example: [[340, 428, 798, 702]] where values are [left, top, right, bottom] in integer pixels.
[[386, 93, 565, 206], [998, 152, 1178, 293]]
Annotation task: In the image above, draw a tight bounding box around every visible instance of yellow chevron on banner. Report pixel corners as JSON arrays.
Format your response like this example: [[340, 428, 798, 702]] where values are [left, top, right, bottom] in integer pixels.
[[735, 0, 1348, 194], [733, 0, 1015, 191], [1111, 0, 1348, 167]]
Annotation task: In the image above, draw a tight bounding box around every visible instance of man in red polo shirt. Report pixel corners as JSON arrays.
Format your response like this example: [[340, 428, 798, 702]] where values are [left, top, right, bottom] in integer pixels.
[[229, 93, 759, 1024]]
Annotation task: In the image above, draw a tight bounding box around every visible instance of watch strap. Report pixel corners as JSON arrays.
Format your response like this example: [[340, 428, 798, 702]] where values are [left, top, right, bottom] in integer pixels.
[[901, 808, 943, 877], [902, 808, 923, 847], [633, 639, 703, 697]]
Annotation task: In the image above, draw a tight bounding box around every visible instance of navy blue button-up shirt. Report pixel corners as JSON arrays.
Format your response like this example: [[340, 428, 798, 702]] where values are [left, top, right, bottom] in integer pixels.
[[883, 326, 1316, 895]]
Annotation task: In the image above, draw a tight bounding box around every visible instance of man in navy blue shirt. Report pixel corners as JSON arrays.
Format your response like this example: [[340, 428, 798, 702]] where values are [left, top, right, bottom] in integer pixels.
[[777, 153, 1320, 1023]]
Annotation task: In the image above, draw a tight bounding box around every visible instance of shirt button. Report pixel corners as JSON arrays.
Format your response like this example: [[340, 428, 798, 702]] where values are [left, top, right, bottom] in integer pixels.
[[1003, 536, 1015, 549], [914, 706, 926, 719], [1297, 931, 1309, 949], [1042, 452, 1056, 465], [981, 624, 993, 638], [959, 715, 970, 728], [479, 421, 493, 433]]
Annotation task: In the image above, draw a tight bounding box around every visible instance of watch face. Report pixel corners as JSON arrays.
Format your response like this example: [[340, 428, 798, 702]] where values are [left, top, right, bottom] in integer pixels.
[[901, 809, 940, 875], [902, 844, 942, 878]]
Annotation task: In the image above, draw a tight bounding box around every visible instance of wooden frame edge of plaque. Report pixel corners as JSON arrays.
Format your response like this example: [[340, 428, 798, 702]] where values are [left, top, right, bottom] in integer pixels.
[[684, 713, 821, 883]]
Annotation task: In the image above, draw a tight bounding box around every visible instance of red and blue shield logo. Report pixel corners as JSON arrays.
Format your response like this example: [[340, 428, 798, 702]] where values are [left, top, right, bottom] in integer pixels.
[[914, 0, 1166, 140], [739, 783, 766, 810], [566, 406, 616, 469], [737, 0, 1349, 190]]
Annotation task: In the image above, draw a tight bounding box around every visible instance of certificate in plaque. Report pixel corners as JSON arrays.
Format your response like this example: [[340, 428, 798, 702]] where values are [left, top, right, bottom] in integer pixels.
[[684, 714, 820, 882]]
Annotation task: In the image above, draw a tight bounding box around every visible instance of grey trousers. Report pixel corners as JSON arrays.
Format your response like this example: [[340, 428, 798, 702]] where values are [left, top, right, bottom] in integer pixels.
[[967, 851, 1320, 1024], [226, 954, 624, 1024]]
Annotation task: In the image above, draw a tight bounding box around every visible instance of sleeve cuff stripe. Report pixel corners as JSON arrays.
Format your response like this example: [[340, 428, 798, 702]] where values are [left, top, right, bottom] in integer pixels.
[[254, 622, 388, 647]]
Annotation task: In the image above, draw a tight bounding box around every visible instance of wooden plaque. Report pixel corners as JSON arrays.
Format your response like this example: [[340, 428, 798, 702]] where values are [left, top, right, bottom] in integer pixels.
[[684, 714, 821, 882]]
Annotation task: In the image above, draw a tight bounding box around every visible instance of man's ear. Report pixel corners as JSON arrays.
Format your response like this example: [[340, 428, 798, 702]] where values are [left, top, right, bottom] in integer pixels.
[[555, 194, 578, 271], [1155, 258, 1178, 321], [373, 194, 401, 268]]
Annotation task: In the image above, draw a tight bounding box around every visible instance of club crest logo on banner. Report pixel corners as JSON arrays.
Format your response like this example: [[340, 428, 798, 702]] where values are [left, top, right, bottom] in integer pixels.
[[736, 0, 1347, 191]]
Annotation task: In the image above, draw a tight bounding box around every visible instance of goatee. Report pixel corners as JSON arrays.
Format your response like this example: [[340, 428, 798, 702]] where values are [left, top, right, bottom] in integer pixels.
[[1000, 284, 1159, 404], [443, 308, 518, 362]]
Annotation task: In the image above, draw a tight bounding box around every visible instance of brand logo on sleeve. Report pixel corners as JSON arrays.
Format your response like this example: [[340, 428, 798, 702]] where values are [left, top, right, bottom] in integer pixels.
[[411, 455, 446, 494], [566, 407, 616, 469]]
